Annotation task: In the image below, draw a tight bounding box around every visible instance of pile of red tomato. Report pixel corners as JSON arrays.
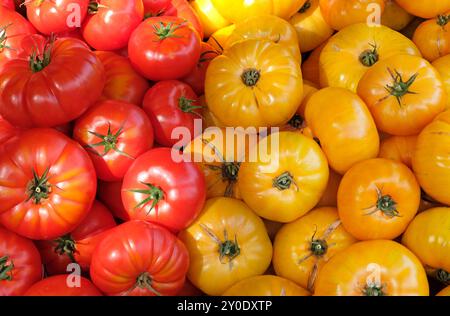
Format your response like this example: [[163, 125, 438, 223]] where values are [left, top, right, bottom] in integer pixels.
[[1, 0, 450, 297]]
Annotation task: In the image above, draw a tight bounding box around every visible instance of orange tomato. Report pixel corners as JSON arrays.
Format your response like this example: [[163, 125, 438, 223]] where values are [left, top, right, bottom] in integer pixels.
[[206, 24, 235, 52], [413, 110, 450, 206], [319, 0, 385, 31], [200, 95, 225, 128], [437, 286, 450, 296], [273, 207, 356, 291], [413, 13, 450, 62], [381, 0, 414, 31], [314, 240, 429, 296], [357, 55, 446, 136], [338, 158, 420, 240], [301, 41, 326, 86], [395, 0, 450, 19], [432, 54, 450, 109], [290, 0, 334, 53], [305, 87, 379, 175], [222, 275, 310, 296], [378, 135, 417, 168], [316, 169, 341, 207]]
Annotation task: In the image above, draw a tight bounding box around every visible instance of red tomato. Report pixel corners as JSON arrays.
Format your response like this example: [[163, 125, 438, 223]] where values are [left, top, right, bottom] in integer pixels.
[[73, 100, 154, 182], [0, 129, 97, 240], [37, 201, 116, 275], [182, 42, 220, 95], [0, 227, 42, 296], [82, 0, 144, 51], [1, 0, 14, 10], [26, 0, 89, 35], [142, 80, 202, 147], [95, 51, 150, 105], [122, 148, 206, 232], [24, 275, 102, 296], [143, 0, 172, 16], [55, 28, 84, 41], [90, 220, 189, 296], [97, 180, 129, 221], [0, 37, 105, 128], [0, 115, 20, 145], [128, 16, 201, 81]]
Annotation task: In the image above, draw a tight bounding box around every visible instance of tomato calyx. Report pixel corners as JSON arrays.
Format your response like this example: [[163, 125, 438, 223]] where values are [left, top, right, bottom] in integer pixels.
[[288, 114, 304, 129], [201, 224, 240, 270], [87, 123, 133, 159], [0, 23, 13, 52], [273, 171, 298, 191], [53, 234, 77, 263], [310, 239, 328, 256], [129, 182, 165, 213], [153, 21, 185, 40], [26, 167, 52, 204], [437, 15, 450, 27], [364, 187, 400, 218], [29, 37, 54, 73], [435, 269, 450, 285], [135, 272, 162, 296], [0, 256, 14, 281], [359, 43, 379, 67], [241, 68, 261, 87], [363, 283, 385, 296], [384, 68, 418, 106], [178, 96, 203, 117], [299, 0, 312, 13]]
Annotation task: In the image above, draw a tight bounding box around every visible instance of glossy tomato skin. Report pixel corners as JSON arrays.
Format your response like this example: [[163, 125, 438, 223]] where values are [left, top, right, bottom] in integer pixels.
[[223, 275, 310, 296], [0, 38, 105, 128], [402, 207, 450, 281], [301, 41, 326, 86], [97, 180, 129, 221], [338, 158, 421, 240], [314, 240, 429, 296], [413, 111, 450, 205], [437, 286, 450, 296], [432, 55, 450, 109], [26, 0, 89, 34], [395, 0, 450, 19], [90, 220, 189, 296], [129, 16, 201, 81], [179, 197, 273, 296], [37, 201, 116, 275], [24, 275, 102, 296], [73, 100, 154, 182], [273, 207, 356, 292], [181, 42, 220, 95], [378, 135, 418, 168], [190, 0, 230, 38], [0, 129, 97, 240], [142, 80, 201, 148], [0, 228, 42, 296], [95, 51, 150, 105], [381, 0, 414, 31], [413, 14, 450, 62], [122, 148, 206, 232], [1, 0, 14, 9], [238, 132, 329, 223], [305, 87, 379, 175], [82, 0, 144, 51], [0, 115, 20, 145]]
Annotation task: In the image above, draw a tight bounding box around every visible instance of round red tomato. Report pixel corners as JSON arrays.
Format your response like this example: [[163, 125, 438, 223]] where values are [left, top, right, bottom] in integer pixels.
[[128, 16, 201, 81], [0, 129, 97, 240], [26, 0, 89, 35], [182, 42, 220, 95], [0, 37, 105, 128], [37, 200, 116, 275], [143, 0, 172, 16], [90, 220, 189, 296], [1, 0, 14, 10], [73, 100, 154, 182], [95, 51, 150, 105], [0, 227, 42, 296], [82, 0, 144, 51], [24, 275, 102, 296], [97, 180, 129, 221], [142, 80, 202, 147], [122, 148, 206, 232]]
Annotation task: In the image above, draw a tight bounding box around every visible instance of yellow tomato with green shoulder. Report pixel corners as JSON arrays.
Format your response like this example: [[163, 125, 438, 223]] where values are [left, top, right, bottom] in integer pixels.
[[238, 132, 329, 223], [205, 39, 303, 128], [223, 275, 310, 296], [179, 197, 273, 296], [305, 87, 379, 175]]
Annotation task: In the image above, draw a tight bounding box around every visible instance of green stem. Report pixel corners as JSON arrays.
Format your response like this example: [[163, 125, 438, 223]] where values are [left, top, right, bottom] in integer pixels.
[[86, 123, 133, 159], [241, 69, 261, 87], [136, 272, 162, 296], [152, 21, 185, 40], [299, 0, 311, 13], [385, 68, 418, 106], [437, 14, 450, 27], [359, 44, 379, 67], [0, 256, 14, 281], [53, 234, 77, 263], [26, 167, 52, 204], [273, 172, 297, 191], [363, 283, 385, 296], [129, 183, 165, 213]]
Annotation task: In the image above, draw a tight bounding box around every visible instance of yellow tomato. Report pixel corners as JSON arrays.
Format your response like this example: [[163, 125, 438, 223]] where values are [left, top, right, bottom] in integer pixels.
[[432, 54, 450, 109], [273, 207, 356, 291], [223, 275, 310, 296], [319, 23, 421, 92], [289, 0, 334, 53], [191, 0, 230, 38], [206, 24, 236, 52], [402, 207, 450, 285], [314, 240, 429, 296], [381, 0, 414, 31], [413, 110, 450, 206], [179, 197, 273, 296], [305, 87, 380, 175], [238, 132, 329, 223], [319, 0, 385, 31], [200, 95, 225, 128], [301, 41, 326, 86], [413, 14, 450, 62], [338, 158, 421, 240], [205, 39, 303, 128], [378, 135, 418, 168], [357, 55, 446, 136], [211, 0, 307, 23], [395, 0, 450, 19], [225, 15, 301, 62], [437, 286, 450, 296]]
